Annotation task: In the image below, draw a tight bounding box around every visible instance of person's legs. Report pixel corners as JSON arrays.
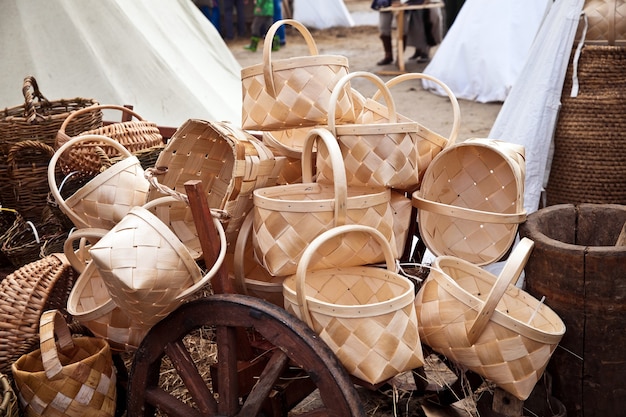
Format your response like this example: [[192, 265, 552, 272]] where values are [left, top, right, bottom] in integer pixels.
[[273, 0, 286, 45], [222, 0, 235, 40], [235, 0, 247, 37], [377, 11, 394, 65]]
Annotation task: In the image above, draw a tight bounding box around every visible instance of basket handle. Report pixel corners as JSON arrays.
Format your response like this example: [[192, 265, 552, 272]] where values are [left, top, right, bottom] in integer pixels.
[[38, 309, 76, 380], [412, 193, 527, 224], [6, 139, 56, 176], [262, 19, 319, 97], [63, 227, 109, 273], [467, 237, 535, 345], [327, 71, 398, 136], [301, 127, 349, 225], [371, 73, 461, 148], [233, 212, 253, 295], [48, 134, 135, 229], [22, 76, 49, 123], [295, 224, 397, 328]]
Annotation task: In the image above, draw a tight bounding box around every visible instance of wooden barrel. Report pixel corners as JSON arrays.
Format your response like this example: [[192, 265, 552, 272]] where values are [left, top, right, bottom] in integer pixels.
[[519, 204, 626, 417]]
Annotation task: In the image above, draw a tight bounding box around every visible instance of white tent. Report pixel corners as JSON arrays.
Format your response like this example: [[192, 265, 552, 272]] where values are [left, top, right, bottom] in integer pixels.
[[422, 0, 552, 103], [292, 0, 355, 30], [1, 0, 243, 129]]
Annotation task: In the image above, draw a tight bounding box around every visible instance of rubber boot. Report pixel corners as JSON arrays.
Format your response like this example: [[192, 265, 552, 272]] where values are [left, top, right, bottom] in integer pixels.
[[244, 36, 260, 52], [377, 35, 393, 65], [271, 35, 280, 51]]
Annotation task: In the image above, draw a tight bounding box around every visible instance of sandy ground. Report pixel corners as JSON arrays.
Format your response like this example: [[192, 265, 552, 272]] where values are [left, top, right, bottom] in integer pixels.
[[227, 0, 503, 144]]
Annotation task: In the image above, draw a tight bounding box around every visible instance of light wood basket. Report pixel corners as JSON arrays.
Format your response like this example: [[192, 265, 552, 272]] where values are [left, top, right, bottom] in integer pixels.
[[241, 19, 355, 131], [415, 238, 566, 400], [48, 134, 151, 230], [253, 127, 395, 277], [412, 138, 527, 265], [283, 224, 424, 385]]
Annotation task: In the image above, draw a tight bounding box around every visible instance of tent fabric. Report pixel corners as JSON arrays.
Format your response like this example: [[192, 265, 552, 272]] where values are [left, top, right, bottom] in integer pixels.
[[1, 0, 243, 129], [292, 0, 355, 30], [421, 0, 552, 103], [488, 0, 585, 214]]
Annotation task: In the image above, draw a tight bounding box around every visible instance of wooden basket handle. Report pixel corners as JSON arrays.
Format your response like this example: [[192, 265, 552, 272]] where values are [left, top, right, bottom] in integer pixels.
[[22, 76, 49, 123], [262, 19, 319, 97], [63, 227, 109, 273], [6, 139, 56, 174], [412, 193, 527, 224], [38, 309, 76, 380], [47, 134, 135, 229], [301, 127, 349, 226], [295, 224, 397, 328], [327, 71, 398, 136], [467, 237, 534, 344], [371, 72, 461, 147], [233, 212, 254, 295]]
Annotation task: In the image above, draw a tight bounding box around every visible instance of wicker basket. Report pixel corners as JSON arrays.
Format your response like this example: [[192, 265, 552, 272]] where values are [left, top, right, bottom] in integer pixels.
[[283, 224, 424, 385], [63, 228, 150, 352], [88, 197, 227, 328], [48, 134, 151, 230], [1, 214, 66, 269], [0, 208, 20, 267], [146, 119, 285, 255], [415, 237, 566, 400], [412, 138, 527, 265], [11, 309, 117, 417], [55, 104, 163, 177], [241, 19, 355, 131], [253, 127, 395, 277], [0, 372, 19, 417], [0, 254, 78, 374]]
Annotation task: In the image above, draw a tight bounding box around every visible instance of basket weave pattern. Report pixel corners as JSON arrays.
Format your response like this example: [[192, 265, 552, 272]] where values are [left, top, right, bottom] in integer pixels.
[[11, 310, 116, 417], [241, 19, 355, 130], [283, 225, 424, 385]]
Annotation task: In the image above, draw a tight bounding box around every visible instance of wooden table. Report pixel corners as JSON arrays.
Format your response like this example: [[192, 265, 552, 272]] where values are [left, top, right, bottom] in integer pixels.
[[378, 2, 445, 75]]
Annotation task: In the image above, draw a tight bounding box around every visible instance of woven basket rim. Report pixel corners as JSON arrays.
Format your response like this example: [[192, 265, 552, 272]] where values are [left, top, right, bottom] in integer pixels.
[[66, 260, 118, 320]]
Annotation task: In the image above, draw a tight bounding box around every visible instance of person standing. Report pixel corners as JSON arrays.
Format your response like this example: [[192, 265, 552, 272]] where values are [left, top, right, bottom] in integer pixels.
[[223, 0, 247, 40], [244, 0, 279, 52]]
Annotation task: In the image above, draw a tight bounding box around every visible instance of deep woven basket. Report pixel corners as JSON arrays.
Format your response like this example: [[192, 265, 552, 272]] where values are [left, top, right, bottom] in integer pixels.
[[55, 104, 163, 178], [0, 372, 18, 417], [88, 198, 227, 328], [546, 45, 626, 206], [0, 254, 78, 374], [11, 310, 117, 417], [575, 0, 626, 45], [283, 224, 424, 385], [0, 208, 20, 267], [253, 127, 395, 277], [48, 134, 151, 230], [241, 19, 355, 131], [413, 138, 527, 265], [64, 228, 150, 352], [146, 119, 285, 255], [415, 238, 566, 400]]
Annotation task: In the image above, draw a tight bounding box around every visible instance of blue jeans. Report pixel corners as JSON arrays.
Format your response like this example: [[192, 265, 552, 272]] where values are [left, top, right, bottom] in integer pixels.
[[273, 0, 285, 44]]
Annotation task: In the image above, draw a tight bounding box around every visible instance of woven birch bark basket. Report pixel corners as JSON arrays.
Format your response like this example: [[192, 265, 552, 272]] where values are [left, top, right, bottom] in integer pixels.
[[252, 127, 394, 277], [283, 224, 424, 385], [415, 238, 566, 400], [11, 310, 117, 417], [241, 19, 355, 131], [48, 134, 151, 230], [412, 138, 527, 265]]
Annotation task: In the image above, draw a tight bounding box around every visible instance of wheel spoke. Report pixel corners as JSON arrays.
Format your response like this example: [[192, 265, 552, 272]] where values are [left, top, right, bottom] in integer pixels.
[[239, 349, 289, 416]]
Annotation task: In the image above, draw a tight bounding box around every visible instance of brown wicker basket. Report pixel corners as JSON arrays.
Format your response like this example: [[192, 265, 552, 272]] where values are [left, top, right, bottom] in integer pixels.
[[241, 19, 355, 131], [146, 119, 285, 255], [11, 310, 117, 417], [253, 127, 395, 277], [0, 372, 18, 417], [415, 238, 566, 400], [55, 104, 163, 177], [283, 224, 424, 385], [0, 254, 78, 374], [413, 138, 527, 265]]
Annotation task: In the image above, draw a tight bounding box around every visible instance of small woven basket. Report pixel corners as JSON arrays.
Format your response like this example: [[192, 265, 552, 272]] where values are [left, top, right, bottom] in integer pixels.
[[48, 134, 151, 230], [64, 229, 149, 352], [88, 197, 227, 328], [241, 19, 355, 131], [1, 214, 65, 269], [0, 372, 18, 417], [55, 104, 163, 177], [415, 238, 566, 400], [0, 254, 78, 374], [412, 138, 527, 265], [146, 119, 285, 255], [253, 127, 395, 277], [283, 224, 424, 385], [231, 213, 286, 307], [11, 310, 117, 417]]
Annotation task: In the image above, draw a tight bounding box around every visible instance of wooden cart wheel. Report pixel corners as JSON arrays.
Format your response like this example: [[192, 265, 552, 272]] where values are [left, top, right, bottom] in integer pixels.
[[127, 294, 366, 416]]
